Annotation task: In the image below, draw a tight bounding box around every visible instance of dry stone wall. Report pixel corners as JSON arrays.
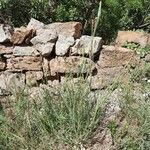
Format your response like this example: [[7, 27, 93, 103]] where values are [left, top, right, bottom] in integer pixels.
[[0, 18, 149, 96]]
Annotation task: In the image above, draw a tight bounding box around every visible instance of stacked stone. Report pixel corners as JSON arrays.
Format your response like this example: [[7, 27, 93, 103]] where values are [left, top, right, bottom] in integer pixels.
[[0, 18, 149, 97]]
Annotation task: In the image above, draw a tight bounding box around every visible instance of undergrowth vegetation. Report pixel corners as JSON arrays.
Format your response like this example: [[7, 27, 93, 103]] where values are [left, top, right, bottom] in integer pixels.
[[0, 79, 106, 149]]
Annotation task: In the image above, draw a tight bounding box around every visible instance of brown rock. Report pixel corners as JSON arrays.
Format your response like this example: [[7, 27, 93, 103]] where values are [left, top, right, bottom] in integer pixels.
[[26, 71, 43, 86], [11, 26, 36, 45], [97, 45, 140, 68], [7, 56, 42, 71], [0, 44, 13, 55], [45, 22, 82, 39], [50, 56, 96, 75], [90, 67, 130, 90], [116, 31, 150, 48]]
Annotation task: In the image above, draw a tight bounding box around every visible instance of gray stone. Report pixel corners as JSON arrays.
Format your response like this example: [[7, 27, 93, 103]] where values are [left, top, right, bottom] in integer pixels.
[[0, 24, 13, 43], [56, 35, 75, 56], [13, 46, 39, 56], [71, 35, 102, 55], [30, 29, 57, 45], [27, 18, 44, 30], [36, 43, 55, 57]]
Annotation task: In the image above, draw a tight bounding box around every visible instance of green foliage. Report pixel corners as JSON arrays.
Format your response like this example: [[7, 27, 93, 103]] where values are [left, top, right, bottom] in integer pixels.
[[0, 0, 149, 42], [117, 84, 150, 150], [130, 63, 150, 83], [123, 42, 150, 57], [0, 0, 32, 26]]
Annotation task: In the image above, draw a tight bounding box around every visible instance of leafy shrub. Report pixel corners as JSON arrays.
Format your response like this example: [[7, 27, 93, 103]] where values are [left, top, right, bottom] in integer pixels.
[[123, 42, 150, 57], [0, 0, 149, 42]]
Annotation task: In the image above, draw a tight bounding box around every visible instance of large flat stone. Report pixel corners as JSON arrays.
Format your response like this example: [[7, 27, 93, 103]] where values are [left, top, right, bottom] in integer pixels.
[[0, 44, 13, 55], [7, 56, 42, 71], [116, 31, 150, 48], [50, 56, 96, 75], [97, 45, 140, 68], [13, 46, 39, 56], [45, 22, 82, 39]]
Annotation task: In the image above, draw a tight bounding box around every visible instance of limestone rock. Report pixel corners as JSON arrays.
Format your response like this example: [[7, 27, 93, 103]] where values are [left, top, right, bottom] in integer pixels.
[[45, 22, 82, 39], [50, 56, 96, 75], [31, 29, 57, 45], [11, 26, 36, 45], [36, 43, 55, 57], [0, 24, 13, 43], [7, 56, 42, 71], [71, 35, 102, 55], [13, 46, 39, 56], [27, 18, 44, 30], [116, 31, 150, 48], [26, 71, 43, 86], [56, 35, 75, 56], [0, 72, 25, 96], [97, 45, 140, 68]]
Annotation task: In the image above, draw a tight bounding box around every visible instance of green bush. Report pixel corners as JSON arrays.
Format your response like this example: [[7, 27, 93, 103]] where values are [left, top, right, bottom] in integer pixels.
[[0, 0, 149, 42]]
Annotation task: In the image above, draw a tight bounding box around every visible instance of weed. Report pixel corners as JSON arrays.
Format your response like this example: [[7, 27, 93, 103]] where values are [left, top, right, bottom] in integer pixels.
[[123, 42, 150, 58]]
